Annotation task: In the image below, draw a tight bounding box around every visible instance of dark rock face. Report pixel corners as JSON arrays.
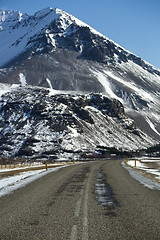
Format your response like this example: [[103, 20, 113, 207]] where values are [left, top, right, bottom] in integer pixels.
[[0, 87, 157, 159]]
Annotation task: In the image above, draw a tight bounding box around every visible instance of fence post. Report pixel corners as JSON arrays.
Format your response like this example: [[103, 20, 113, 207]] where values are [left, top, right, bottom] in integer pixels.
[[135, 159, 137, 168], [45, 162, 48, 171]]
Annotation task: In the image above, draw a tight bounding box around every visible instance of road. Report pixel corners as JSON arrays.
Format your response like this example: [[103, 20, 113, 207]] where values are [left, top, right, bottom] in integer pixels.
[[0, 160, 160, 240]]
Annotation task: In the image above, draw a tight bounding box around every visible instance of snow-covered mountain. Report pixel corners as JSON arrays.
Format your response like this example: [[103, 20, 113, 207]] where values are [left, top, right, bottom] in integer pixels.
[[0, 7, 160, 159]]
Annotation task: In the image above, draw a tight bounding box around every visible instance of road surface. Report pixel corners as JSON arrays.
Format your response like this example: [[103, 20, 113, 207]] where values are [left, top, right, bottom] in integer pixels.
[[0, 160, 160, 240]]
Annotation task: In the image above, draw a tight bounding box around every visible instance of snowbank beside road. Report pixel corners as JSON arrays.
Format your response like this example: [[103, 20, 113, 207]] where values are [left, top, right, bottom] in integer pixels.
[[122, 160, 160, 191], [0, 165, 68, 198]]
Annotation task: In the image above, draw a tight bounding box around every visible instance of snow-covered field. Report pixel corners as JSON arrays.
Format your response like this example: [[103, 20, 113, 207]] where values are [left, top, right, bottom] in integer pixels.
[[0, 164, 70, 198], [122, 158, 160, 191]]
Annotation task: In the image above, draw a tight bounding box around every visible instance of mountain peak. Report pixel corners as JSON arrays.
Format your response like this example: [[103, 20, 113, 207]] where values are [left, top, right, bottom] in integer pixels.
[[0, 7, 160, 157], [0, 6, 159, 76], [0, 9, 24, 23]]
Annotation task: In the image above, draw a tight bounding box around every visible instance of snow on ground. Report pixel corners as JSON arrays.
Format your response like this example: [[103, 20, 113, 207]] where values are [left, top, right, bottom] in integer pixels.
[[126, 158, 160, 180], [0, 165, 69, 198], [122, 159, 160, 190], [126, 159, 147, 169]]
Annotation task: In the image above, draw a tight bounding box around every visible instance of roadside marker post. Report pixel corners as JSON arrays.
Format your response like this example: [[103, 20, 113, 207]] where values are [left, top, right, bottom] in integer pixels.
[[73, 158, 75, 164], [135, 159, 137, 168], [45, 162, 48, 171]]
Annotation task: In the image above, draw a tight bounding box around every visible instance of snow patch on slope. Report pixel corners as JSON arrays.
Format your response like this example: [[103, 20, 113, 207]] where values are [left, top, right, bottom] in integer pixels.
[[91, 69, 122, 102], [46, 78, 53, 89], [19, 73, 27, 86], [145, 117, 160, 136], [104, 70, 154, 102]]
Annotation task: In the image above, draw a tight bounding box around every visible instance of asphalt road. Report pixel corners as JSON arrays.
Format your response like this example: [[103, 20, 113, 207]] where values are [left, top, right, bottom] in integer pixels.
[[0, 160, 160, 240]]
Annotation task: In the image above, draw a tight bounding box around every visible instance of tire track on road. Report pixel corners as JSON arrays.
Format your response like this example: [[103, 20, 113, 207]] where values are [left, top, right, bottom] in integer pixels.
[[69, 165, 96, 240]]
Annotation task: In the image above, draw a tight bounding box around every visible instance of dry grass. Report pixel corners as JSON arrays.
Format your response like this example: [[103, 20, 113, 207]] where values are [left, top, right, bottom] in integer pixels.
[[0, 163, 74, 179], [126, 159, 160, 184], [135, 168, 160, 183], [140, 161, 160, 183]]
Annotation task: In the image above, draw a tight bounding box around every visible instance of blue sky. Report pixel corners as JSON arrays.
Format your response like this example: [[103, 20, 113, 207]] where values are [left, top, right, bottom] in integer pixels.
[[0, 0, 160, 69]]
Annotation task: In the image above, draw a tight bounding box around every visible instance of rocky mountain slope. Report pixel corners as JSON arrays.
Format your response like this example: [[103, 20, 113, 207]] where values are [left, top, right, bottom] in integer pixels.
[[0, 7, 160, 159], [0, 86, 157, 159]]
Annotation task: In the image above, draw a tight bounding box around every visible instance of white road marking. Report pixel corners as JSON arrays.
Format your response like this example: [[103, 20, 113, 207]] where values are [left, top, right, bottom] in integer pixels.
[[82, 181, 89, 240], [82, 167, 95, 240], [70, 225, 78, 240], [70, 166, 95, 240], [75, 198, 82, 218]]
